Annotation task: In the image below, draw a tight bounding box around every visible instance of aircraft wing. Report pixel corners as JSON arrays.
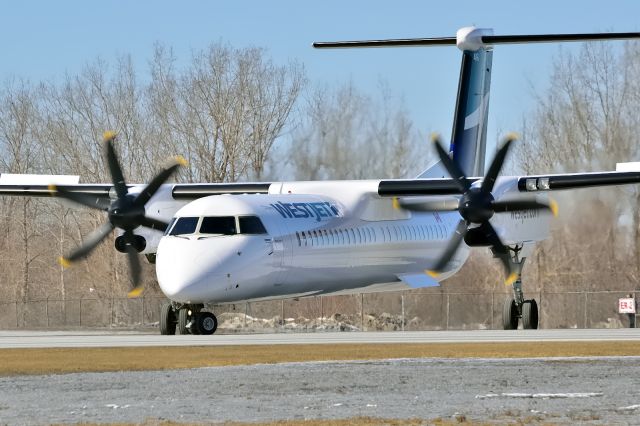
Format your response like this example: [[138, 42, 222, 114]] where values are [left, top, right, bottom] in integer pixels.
[[0, 173, 271, 200], [377, 171, 640, 196]]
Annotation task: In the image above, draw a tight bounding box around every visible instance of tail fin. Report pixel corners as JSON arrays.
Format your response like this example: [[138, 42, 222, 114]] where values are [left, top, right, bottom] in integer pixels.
[[313, 28, 640, 179], [449, 27, 493, 177]]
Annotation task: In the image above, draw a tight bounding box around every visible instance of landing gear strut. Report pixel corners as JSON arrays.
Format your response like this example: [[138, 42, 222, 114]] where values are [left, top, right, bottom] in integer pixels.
[[160, 302, 218, 335], [499, 246, 539, 330]]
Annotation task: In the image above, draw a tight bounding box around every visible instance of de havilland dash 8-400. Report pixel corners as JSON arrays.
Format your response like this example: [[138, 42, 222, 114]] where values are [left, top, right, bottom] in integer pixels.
[[2, 27, 640, 335]]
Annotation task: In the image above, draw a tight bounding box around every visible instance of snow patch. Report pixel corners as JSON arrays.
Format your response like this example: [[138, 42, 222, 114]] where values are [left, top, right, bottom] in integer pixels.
[[476, 392, 603, 399], [618, 404, 640, 411]]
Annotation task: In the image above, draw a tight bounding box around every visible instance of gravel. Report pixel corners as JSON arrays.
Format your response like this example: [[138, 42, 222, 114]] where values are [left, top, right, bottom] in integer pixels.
[[1, 356, 639, 425]]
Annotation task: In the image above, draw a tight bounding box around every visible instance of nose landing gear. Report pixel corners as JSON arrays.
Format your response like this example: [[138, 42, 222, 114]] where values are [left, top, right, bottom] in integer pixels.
[[160, 302, 218, 335]]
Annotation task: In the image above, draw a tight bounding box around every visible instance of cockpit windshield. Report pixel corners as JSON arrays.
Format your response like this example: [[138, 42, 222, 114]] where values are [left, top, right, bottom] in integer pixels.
[[168, 217, 198, 236], [238, 216, 267, 234], [165, 215, 268, 237], [200, 216, 237, 235]]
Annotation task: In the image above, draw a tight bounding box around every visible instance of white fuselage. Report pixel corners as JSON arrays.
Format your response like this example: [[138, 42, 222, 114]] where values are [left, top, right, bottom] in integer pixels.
[[150, 178, 552, 304]]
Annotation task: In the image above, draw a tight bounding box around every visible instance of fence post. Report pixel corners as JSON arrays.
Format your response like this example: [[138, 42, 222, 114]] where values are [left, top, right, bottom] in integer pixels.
[[401, 293, 405, 332], [490, 292, 494, 330], [79, 297, 83, 327], [445, 294, 450, 330], [539, 291, 543, 329], [46, 297, 49, 328], [360, 293, 364, 331], [583, 291, 588, 329], [141, 296, 145, 326], [281, 299, 284, 330], [244, 302, 247, 328], [320, 296, 323, 326], [15, 301, 18, 328]]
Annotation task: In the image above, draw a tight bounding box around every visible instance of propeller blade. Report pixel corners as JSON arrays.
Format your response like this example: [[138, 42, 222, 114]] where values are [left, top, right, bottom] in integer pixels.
[[133, 157, 187, 208], [122, 231, 142, 288], [104, 132, 128, 199], [49, 185, 111, 211], [477, 221, 517, 283], [481, 134, 516, 193], [432, 135, 469, 193], [396, 196, 459, 212], [491, 199, 552, 213], [428, 219, 468, 273], [60, 222, 114, 265], [139, 216, 170, 232]]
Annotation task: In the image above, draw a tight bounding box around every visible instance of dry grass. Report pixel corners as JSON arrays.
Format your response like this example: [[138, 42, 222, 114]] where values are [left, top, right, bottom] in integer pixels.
[[2, 341, 639, 376]]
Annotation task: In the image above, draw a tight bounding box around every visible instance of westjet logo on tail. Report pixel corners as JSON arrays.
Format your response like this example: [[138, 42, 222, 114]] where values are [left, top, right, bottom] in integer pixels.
[[270, 201, 340, 222]]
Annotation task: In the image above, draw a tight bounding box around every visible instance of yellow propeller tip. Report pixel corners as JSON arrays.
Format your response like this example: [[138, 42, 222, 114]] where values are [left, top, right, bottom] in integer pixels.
[[174, 155, 188, 167], [103, 130, 117, 142], [425, 270, 440, 278], [505, 132, 520, 141], [505, 272, 519, 286], [392, 197, 400, 210], [127, 286, 144, 298], [430, 132, 441, 143], [549, 198, 559, 217], [48, 184, 57, 192], [58, 257, 71, 269]]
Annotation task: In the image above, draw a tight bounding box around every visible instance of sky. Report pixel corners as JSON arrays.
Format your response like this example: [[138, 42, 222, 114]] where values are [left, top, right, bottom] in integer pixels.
[[1, 0, 639, 168]]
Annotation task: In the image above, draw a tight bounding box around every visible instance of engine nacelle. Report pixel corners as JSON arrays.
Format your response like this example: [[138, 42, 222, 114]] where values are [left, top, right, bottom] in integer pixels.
[[464, 227, 491, 247], [115, 235, 147, 253]]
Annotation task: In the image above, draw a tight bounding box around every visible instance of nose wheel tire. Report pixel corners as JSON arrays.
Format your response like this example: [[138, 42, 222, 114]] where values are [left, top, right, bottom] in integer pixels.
[[502, 298, 519, 330], [195, 312, 218, 335], [522, 299, 539, 329], [177, 308, 189, 335], [160, 302, 176, 335]]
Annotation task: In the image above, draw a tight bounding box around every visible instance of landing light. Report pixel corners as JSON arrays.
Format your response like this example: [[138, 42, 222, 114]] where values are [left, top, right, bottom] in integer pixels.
[[525, 179, 537, 191], [538, 178, 550, 190]]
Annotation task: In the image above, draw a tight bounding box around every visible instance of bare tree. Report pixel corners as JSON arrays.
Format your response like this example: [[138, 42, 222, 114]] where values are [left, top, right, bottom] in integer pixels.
[[289, 81, 427, 180]]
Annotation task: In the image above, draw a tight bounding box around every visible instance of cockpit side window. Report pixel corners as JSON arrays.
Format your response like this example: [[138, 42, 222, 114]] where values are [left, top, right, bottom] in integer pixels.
[[238, 216, 267, 234], [164, 217, 177, 236], [200, 216, 237, 235], [169, 217, 199, 236]]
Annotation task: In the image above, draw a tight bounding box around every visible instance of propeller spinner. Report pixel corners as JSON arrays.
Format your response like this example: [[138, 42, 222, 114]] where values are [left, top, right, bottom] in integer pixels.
[[51, 131, 186, 297], [397, 134, 557, 285]]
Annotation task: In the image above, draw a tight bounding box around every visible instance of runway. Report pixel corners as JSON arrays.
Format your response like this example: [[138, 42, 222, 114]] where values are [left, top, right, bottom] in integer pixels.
[[1, 328, 639, 348]]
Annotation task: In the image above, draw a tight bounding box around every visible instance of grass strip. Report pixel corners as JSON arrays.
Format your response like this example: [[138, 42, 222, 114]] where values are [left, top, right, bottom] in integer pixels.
[[2, 341, 639, 376]]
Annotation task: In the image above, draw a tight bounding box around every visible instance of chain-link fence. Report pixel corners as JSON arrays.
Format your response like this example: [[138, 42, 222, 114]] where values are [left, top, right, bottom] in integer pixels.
[[0, 290, 637, 331]]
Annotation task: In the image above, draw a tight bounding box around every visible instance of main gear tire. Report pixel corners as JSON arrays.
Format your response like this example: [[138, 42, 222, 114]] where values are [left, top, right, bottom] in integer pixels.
[[522, 299, 539, 330], [502, 298, 519, 330]]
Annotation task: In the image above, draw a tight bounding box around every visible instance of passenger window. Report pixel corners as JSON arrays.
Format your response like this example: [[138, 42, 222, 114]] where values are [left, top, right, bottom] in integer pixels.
[[301, 231, 307, 246], [200, 216, 236, 235], [169, 217, 199, 236], [296, 231, 301, 247], [239, 216, 267, 234], [350, 229, 356, 244]]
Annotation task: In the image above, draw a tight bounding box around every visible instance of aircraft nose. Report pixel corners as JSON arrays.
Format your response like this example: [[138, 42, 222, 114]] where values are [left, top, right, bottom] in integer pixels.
[[156, 237, 220, 302]]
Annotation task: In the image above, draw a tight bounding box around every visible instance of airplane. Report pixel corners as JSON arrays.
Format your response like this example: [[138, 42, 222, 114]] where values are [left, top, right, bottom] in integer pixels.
[[2, 27, 640, 335]]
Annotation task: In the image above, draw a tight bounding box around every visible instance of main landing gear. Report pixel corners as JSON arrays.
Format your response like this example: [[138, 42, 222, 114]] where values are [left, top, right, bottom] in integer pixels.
[[500, 246, 539, 330], [160, 302, 218, 335]]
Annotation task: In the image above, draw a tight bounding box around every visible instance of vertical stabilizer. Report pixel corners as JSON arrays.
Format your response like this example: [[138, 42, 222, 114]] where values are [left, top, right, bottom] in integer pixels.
[[449, 27, 493, 177]]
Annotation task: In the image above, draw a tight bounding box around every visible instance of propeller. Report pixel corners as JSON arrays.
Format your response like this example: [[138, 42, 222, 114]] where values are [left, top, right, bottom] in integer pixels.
[[51, 131, 187, 297], [397, 134, 557, 285]]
